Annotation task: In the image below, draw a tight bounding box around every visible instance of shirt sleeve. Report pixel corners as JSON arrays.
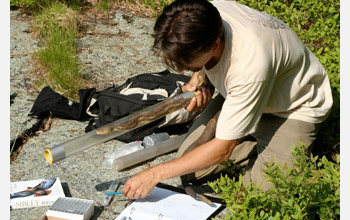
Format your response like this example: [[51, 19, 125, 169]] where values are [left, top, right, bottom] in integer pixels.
[[215, 79, 271, 140]]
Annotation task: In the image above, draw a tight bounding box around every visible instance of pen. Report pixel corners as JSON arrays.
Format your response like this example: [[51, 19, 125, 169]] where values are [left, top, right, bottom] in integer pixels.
[[104, 191, 123, 195]]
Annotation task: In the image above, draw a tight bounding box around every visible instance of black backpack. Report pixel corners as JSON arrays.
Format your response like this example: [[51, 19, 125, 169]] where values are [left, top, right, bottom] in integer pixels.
[[29, 70, 195, 143], [84, 70, 194, 142]]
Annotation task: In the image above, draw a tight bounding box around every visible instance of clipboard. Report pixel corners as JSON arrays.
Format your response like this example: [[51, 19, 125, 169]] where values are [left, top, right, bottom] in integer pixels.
[[115, 182, 226, 220]]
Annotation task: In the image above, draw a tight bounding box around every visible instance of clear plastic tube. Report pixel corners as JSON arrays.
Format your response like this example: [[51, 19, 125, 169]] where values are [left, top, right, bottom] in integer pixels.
[[112, 134, 186, 171], [44, 92, 195, 164]]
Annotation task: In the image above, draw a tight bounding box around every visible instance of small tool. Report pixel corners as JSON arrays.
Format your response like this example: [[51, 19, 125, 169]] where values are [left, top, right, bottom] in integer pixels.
[[101, 180, 120, 207], [104, 191, 123, 196], [184, 186, 213, 206]]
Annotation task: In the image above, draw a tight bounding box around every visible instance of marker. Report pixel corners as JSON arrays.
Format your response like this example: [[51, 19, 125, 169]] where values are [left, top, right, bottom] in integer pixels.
[[104, 191, 123, 196]]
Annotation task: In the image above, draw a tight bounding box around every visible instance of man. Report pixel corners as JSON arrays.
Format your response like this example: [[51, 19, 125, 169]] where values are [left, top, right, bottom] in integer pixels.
[[122, 0, 333, 199]]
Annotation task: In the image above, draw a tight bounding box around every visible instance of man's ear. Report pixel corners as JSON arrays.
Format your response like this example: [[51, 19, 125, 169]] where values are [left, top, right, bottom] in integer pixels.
[[211, 37, 221, 52]]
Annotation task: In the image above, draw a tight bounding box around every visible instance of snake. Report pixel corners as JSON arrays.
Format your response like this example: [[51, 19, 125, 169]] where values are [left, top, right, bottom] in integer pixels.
[[96, 95, 193, 135], [96, 71, 213, 135]]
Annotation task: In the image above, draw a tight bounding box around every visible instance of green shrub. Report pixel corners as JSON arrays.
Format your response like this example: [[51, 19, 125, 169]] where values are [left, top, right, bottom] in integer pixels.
[[235, 0, 340, 155], [208, 143, 340, 219], [96, 0, 110, 11], [32, 1, 85, 100], [140, 0, 173, 17], [32, 1, 80, 38], [10, 0, 49, 11], [10, 0, 81, 12]]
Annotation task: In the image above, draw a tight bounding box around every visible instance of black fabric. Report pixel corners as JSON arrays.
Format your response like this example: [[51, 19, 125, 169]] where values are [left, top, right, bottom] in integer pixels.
[[28, 70, 191, 143], [28, 87, 95, 120]]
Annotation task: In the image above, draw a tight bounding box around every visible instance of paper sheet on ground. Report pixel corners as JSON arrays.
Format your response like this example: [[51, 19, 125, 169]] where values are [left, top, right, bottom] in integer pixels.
[[114, 187, 221, 220]]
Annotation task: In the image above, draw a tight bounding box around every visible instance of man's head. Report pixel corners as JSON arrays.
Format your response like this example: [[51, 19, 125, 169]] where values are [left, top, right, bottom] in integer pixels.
[[152, 0, 224, 72]]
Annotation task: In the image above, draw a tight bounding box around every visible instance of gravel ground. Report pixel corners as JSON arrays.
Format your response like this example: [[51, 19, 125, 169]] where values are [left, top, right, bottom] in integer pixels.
[[10, 7, 228, 220], [10, 11, 41, 144]]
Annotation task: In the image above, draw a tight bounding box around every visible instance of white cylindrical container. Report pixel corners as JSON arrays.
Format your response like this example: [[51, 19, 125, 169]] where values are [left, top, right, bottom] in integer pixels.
[[103, 140, 144, 168], [113, 134, 186, 171], [143, 132, 170, 148]]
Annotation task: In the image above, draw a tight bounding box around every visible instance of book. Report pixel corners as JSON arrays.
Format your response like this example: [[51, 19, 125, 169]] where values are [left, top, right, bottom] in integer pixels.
[[45, 197, 94, 220], [10, 177, 65, 209], [114, 185, 224, 220]]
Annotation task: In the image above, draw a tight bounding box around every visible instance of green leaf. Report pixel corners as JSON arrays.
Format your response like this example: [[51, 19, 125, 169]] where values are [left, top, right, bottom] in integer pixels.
[[295, 176, 302, 185], [283, 215, 290, 220]]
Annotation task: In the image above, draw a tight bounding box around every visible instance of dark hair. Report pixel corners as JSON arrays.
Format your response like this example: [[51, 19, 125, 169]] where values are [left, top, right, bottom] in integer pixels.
[[152, 0, 223, 71]]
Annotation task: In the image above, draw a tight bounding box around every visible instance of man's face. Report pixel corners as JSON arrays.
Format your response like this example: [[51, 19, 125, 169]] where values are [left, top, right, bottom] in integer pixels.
[[175, 36, 223, 73], [176, 50, 213, 73]]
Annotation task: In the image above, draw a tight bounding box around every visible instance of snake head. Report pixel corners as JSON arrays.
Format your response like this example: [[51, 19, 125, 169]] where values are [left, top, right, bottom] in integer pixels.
[[96, 126, 113, 135]]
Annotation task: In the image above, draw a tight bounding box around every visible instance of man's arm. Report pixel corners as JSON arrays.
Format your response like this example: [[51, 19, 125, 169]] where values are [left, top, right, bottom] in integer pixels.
[[122, 138, 239, 199]]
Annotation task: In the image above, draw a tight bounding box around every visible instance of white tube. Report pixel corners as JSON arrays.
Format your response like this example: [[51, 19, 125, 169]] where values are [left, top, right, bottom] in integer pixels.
[[112, 134, 186, 171]]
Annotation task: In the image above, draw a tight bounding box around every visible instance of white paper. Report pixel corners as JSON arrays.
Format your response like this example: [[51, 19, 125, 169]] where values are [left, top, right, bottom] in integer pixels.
[[115, 187, 221, 220]]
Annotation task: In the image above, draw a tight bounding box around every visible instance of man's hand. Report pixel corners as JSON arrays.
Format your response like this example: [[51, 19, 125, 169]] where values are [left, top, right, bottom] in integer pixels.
[[122, 167, 160, 200], [182, 71, 213, 112], [122, 137, 239, 200]]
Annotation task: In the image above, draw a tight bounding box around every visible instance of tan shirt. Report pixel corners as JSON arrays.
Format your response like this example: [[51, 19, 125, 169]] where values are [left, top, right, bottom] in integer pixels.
[[206, 1, 333, 140]]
